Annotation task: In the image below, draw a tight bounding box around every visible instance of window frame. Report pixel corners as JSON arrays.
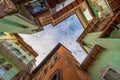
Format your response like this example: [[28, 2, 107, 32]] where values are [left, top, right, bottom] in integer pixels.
[[11, 47, 22, 57], [50, 53, 60, 68], [0, 64, 12, 76], [0, 68, 6, 76], [101, 66, 120, 80], [49, 68, 62, 80], [39, 67, 48, 80]]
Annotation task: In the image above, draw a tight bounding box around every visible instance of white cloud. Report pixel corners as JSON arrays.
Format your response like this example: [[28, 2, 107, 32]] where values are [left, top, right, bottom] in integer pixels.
[[20, 14, 87, 65]]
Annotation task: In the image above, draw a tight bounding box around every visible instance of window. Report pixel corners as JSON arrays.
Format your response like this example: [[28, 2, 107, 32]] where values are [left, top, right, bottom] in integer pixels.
[[50, 54, 60, 68], [0, 64, 12, 76], [0, 32, 6, 36], [3, 64, 12, 71], [0, 58, 12, 76], [46, 59, 50, 65], [0, 68, 6, 76], [25, 0, 47, 15], [50, 73, 57, 80], [21, 25, 28, 29], [21, 55, 29, 63], [18, 58, 23, 62], [3, 42, 12, 47], [49, 69, 62, 80], [102, 67, 120, 80], [21, 56, 27, 60], [11, 48, 22, 57], [39, 67, 48, 80]]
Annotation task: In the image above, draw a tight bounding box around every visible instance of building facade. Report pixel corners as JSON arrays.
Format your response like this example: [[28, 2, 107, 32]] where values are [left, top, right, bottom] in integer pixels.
[[76, 0, 120, 80], [7, 0, 99, 29], [32, 43, 91, 80], [81, 44, 120, 80], [77, 0, 120, 54], [76, 0, 120, 29], [79, 11, 120, 80], [22, 0, 84, 27], [0, 32, 38, 80], [1, 0, 119, 33], [0, 0, 42, 34], [34, 0, 116, 28]]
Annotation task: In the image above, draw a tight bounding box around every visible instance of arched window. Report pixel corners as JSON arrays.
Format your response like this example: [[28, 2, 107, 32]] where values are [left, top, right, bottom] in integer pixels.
[[3, 64, 12, 71], [0, 64, 12, 76]]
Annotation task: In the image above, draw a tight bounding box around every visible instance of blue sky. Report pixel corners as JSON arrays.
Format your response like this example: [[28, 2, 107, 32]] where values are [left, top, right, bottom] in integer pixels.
[[20, 14, 87, 65]]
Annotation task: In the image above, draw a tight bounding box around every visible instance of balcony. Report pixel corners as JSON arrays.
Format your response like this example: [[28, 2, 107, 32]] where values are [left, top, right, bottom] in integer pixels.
[[99, 10, 120, 38], [77, 17, 99, 43], [81, 45, 102, 71], [77, 10, 120, 44]]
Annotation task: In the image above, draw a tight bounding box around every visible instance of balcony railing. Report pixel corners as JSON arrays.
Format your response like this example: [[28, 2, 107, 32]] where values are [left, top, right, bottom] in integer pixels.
[[81, 45, 102, 71], [100, 10, 120, 38]]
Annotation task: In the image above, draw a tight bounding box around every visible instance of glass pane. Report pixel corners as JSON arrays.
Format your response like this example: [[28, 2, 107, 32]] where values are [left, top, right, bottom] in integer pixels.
[[0, 69, 6, 76], [50, 74, 57, 80]]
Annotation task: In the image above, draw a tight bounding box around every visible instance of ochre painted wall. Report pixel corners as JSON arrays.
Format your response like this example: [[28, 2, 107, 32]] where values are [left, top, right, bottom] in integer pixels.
[[33, 46, 91, 80]]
